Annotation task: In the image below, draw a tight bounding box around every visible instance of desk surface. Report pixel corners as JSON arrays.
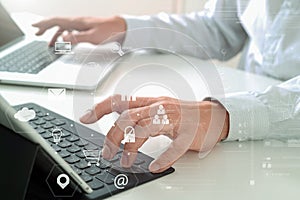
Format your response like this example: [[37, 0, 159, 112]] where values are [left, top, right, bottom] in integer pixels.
[[1, 13, 299, 200]]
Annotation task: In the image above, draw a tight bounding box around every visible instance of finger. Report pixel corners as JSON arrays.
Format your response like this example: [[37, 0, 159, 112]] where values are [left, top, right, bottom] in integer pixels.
[[120, 119, 174, 168], [33, 18, 68, 36], [32, 17, 73, 32], [149, 133, 192, 173], [80, 94, 164, 124], [62, 30, 94, 45], [49, 28, 65, 46], [101, 107, 150, 160]]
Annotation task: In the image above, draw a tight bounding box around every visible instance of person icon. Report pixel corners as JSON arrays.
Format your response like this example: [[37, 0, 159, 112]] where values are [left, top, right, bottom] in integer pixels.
[[152, 114, 161, 124], [157, 105, 165, 115], [161, 115, 169, 124]]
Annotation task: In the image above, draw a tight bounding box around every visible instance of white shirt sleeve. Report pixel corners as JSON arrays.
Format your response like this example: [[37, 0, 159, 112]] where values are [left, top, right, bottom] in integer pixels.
[[122, 0, 247, 61], [217, 75, 300, 141]]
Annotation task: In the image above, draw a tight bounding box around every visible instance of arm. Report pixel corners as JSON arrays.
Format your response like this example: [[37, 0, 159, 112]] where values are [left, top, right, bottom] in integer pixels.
[[219, 75, 300, 141], [33, 0, 247, 60], [122, 0, 248, 60]]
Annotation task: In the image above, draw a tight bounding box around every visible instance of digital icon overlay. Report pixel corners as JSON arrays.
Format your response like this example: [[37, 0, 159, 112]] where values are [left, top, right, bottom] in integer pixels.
[[83, 149, 101, 166], [123, 126, 135, 143], [114, 174, 129, 189], [121, 95, 136, 101], [51, 128, 63, 144], [152, 105, 169, 125], [54, 42, 74, 55], [57, 174, 70, 189], [111, 42, 125, 56], [14, 107, 36, 122], [48, 88, 66, 100]]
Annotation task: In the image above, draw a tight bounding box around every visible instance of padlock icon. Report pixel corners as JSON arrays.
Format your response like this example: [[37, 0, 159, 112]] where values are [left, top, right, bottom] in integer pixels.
[[124, 126, 135, 143]]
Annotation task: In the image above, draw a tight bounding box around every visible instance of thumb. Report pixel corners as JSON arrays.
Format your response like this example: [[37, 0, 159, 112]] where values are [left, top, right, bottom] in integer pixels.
[[63, 30, 95, 44], [149, 134, 191, 173], [79, 109, 98, 124]]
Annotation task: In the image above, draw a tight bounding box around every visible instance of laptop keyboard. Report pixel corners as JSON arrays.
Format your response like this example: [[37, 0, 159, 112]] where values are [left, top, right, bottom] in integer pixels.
[[0, 41, 60, 74], [14, 103, 174, 199]]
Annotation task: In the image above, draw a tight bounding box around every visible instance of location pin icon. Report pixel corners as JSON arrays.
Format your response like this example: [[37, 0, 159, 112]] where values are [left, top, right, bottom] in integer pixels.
[[57, 174, 70, 189]]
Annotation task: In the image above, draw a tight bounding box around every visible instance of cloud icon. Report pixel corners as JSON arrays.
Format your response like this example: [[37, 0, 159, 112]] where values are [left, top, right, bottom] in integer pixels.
[[14, 107, 36, 122]]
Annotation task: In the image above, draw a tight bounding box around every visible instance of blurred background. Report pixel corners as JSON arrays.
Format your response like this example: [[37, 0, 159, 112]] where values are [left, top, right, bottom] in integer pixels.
[[0, 0, 240, 67]]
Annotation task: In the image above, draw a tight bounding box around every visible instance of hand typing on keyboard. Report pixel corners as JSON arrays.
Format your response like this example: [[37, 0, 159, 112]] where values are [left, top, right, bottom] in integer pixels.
[[32, 16, 126, 46], [80, 95, 229, 173]]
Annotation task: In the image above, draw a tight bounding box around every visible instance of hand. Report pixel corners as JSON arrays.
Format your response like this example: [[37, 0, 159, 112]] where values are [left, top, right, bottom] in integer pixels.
[[80, 95, 229, 173], [32, 16, 126, 46]]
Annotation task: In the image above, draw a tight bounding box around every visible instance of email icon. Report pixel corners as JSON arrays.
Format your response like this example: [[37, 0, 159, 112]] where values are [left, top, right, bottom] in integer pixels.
[[48, 88, 66, 100]]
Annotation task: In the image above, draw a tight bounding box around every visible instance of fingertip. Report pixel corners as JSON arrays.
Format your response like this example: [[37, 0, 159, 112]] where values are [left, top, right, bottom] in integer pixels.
[[120, 151, 136, 168], [62, 34, 78, 45], [102, 145, 112, 160], [149, 161, 161, 173], [79, 109, 97, 124]]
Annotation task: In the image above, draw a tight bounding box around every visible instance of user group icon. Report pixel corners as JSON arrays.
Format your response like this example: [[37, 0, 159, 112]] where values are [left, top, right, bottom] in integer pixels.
[[152, 105, 169, 125]]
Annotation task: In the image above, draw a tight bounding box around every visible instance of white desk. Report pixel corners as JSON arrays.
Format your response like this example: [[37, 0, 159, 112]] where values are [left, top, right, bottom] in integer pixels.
[[1, 13, 300, 200]]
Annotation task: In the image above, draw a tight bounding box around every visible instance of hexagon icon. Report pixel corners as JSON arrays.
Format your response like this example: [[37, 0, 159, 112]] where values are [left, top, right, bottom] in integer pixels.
[[46, 164, 78, 198]]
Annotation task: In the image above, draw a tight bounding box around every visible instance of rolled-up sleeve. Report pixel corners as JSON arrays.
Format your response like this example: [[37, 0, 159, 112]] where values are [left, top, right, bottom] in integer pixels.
[[218, 76, 300, 141], [122, 0, 247, 61]]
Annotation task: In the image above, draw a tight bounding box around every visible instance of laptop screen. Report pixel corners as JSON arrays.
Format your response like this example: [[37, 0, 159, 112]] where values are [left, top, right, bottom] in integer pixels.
[[0, 3, 24, 48]]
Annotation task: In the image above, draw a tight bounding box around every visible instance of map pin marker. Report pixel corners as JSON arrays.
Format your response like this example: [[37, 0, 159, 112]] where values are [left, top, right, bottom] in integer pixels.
[[57, 174, 70, 189]]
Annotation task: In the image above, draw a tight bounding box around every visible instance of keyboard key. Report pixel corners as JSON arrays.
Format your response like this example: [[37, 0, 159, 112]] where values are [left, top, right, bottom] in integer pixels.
[[88, 179, 104, 190], [29, 117, 38, 122], [80, 174, 93, 183], [65, 155, 80, 164], [58, 141, 72, 148], [61, 124, 76, 133], [62, 131, 71, 138], [75, 161, 90, 170], [58, 150, 71, 158], [75, 151, 86, 159], [51, 119, 66, 126], [95, 172, 115, 185], [106, 168, 120, 176], [37, 112, 48, 117], [75, 140, 89, 147], [71, 166, 82, 175], [34, 119, 46, 125], [134, 158, 145, 165], [67, 145, 81, 153], [41, 132, 52, 139], [41, 123, 54, 129], [84, 143, 99, 150], [36, 127, 46, 134], [66, 135, 79, 142], [85, 166, 101, 176], [51, 145, 61, 152], [110, 154, 121, 163], [44, 116, 56, 121], [98, 159, 112, 169]]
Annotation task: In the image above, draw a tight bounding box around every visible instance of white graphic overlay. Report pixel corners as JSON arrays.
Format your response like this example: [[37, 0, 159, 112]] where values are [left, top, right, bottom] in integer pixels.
[[51, 128, 63, 144], [114, 174, 129, 189], [57, 174, 70, 189], [14, 107, 36, 122], [111, 42, 124, 56]]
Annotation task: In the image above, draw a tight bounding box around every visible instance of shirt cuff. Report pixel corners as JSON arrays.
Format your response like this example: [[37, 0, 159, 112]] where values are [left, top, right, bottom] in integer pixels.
[[208, 92, 270, 141], [121, 15, 154, 49]]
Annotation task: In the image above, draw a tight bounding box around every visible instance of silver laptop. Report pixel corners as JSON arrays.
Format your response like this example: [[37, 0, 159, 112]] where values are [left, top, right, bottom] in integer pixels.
[[0, 3, 117, 90]]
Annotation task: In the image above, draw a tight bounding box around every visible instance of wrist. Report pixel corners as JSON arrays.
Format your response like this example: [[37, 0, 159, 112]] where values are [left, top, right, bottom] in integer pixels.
[[111, 16, 127, 44]]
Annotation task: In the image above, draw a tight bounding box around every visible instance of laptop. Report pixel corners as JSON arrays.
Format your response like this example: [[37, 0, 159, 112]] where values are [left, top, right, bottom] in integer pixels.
[[0, 94, 174, 199], [0, 3, 117, 90]]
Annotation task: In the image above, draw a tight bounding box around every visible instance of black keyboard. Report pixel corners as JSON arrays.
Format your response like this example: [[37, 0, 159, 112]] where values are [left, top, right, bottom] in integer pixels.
[[0, 41, 60, 74], [14, 103, 174, 199]]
